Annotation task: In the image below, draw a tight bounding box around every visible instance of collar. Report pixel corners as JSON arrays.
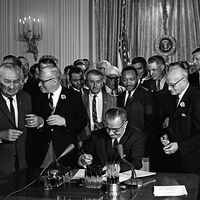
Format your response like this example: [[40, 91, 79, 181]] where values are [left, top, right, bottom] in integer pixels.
[[89, 90, 102, 98], [49, 85, 62, 98], [1, 93, 17, 102], [126, 83, 139, 96]]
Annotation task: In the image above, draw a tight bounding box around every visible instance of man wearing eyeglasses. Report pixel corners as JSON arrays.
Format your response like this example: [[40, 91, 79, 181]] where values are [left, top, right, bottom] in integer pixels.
[[188, 47, 200, 87], [78, 107, 145, 171], [161, 64, 200, 174], [103, 66, 125, 96], [25, 63, 87, 169], [144, 55, 176, 172]]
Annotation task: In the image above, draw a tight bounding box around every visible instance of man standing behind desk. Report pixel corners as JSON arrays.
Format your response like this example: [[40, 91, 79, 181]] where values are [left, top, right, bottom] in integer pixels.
[[0, 63, 31, 180], [78, 107, 145, 171], [161, 64, 200, 174], [26, 63, 87, 168]]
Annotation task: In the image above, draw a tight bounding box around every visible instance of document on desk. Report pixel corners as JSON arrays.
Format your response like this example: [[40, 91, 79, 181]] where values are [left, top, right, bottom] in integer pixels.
[[119, 170, 156, 182], [154, 185, 188, 196], [72, 169, 156, 182]]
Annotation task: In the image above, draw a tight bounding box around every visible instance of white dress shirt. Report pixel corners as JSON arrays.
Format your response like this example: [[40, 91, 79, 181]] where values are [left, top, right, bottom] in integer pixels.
[[89, 91, 103, 131], [2, 94, 18, 127]]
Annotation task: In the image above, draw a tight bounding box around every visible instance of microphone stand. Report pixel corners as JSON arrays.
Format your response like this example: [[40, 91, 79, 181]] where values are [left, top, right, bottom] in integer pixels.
[[120, 158, 138, 187]]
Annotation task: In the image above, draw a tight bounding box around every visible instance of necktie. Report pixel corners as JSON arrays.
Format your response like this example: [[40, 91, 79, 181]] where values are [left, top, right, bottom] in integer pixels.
[[48, 93, 54, 114], [113, 139, 119, 149], [125, 91, 132, 107], [8, 97, 15, 124], [92, 95, 98, 130], [156, 80, 161, 91]]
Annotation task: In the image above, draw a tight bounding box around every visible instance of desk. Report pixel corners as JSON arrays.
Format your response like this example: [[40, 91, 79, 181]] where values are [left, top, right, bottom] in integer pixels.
[[0, 169, 199, 200]]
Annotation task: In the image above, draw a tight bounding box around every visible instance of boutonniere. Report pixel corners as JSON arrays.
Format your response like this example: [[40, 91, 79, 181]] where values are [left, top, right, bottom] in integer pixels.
[[180, 102, 185, 107], [162, 117, 169, 128], [61, 94, 66, 100]]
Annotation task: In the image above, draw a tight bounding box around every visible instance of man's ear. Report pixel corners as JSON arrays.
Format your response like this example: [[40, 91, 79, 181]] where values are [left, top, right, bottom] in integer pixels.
[[160, 64, 165, 71]]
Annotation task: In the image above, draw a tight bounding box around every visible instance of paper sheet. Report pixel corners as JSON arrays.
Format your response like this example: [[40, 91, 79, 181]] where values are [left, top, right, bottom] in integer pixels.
[[72, 169, 156, 182], [154, 185, 188, 196]]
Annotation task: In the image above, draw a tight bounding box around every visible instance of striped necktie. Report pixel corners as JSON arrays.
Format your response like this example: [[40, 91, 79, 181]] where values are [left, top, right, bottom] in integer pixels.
[[92, 94, 98, 130]]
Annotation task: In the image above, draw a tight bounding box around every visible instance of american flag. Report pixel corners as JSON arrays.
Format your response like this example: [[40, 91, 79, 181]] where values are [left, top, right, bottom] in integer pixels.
[[118, 0, 130, 71]]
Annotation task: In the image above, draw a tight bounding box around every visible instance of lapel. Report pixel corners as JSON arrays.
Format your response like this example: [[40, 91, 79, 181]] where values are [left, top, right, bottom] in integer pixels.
[[105, 136, 113, 162], [54, 87, 65, 113], [102, 91, 107, 118], [121, 92, 126, 108], [126, 85, 141, 106], [83, 91, 90, 118], [172, 85, 191, 118], [16, 92, 25, 130], [0, 94, 17, 128]]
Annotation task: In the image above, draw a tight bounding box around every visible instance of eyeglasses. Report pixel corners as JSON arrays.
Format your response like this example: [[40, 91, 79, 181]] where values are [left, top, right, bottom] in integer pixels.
[[106, 121, 127, 134], [39, 78, 55, 85], [167, 77, 184, 88]]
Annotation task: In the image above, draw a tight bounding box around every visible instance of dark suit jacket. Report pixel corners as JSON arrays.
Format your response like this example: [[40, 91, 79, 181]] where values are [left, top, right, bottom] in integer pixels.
[[28, 86, 88, 168], [188, 71, 200, 87], [168, 85, 200, 174], [117, 86, 156, 136], [82, 90, 116, 134], [0, 91, 31, 180], [80, 125, 145, 171]]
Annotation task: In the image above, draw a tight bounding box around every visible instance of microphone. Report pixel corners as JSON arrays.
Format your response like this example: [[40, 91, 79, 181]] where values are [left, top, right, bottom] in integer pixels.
[[40, 143, 75, 176], [56, 143, 75, 162], [117, 144, 140, 187]]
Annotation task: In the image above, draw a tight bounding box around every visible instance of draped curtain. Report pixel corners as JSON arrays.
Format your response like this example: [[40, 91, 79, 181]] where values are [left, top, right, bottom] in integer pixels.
[[95, 0, 200, 66], [0, 0, 93, 70]]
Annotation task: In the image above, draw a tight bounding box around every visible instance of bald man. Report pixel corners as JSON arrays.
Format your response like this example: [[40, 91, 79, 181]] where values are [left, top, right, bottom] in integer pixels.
[[161, 63, 200, 174]]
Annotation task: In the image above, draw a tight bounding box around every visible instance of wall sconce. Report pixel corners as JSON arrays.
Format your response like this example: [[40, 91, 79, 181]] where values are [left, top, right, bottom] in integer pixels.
[[18, 16, 42, 61]]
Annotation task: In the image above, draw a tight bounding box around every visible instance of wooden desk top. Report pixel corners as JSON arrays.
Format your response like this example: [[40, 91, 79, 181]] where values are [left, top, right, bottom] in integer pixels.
[[0, 169, 199, 200]]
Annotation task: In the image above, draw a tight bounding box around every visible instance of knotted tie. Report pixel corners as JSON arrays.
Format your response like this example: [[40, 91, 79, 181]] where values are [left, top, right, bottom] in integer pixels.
[[92, 95, 98, 130], [8, 97, 15, 124], [125, 91, 132, 108]]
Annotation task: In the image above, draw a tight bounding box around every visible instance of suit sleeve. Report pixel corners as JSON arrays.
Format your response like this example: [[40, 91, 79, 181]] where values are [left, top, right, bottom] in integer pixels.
[[120, 128, 146, 171]]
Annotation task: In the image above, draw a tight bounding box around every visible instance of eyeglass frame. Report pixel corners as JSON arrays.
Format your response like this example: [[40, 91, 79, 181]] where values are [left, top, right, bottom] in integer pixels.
[[38, 78, 55, 85], [105, 120, 127, 134], [167, 77, 184, 88]]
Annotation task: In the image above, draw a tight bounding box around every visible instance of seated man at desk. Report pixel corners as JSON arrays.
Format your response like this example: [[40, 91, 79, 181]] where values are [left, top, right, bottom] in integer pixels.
[[78, 107, 145, 171]]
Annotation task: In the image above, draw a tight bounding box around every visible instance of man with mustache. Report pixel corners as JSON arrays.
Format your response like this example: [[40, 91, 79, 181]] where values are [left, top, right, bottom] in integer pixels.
[[117, 66, 156, 156]]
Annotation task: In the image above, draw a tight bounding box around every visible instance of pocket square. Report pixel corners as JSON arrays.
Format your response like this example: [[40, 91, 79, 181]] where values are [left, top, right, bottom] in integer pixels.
[[181, 113, 186, 117]]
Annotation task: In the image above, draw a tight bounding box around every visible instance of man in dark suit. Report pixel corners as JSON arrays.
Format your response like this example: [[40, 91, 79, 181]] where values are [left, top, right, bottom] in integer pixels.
[[78, 107, 145, 171], [26, 63, 87, 168], [117, 66, 156, 154], [161, 64, 200, 174], [68, 66, 88, 96], [188, 47, 200, 87], [82, 69, 116, 132], [0, 63, 31, 180]]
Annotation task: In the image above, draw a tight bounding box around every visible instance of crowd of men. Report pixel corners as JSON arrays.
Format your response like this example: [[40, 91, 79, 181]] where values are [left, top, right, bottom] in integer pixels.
[[1, 48, 200, 181]]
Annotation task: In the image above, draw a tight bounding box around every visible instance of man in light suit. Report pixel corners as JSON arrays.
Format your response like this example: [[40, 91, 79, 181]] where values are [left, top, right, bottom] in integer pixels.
[[161, 64, 200, 174], [26, 63, 87, 168], [82, 69, 116, 134], [0, 63, 31, 180]]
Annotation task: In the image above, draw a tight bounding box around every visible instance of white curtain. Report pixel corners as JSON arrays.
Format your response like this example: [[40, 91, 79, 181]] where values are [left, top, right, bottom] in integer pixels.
[[0, 0, 96, 71]]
